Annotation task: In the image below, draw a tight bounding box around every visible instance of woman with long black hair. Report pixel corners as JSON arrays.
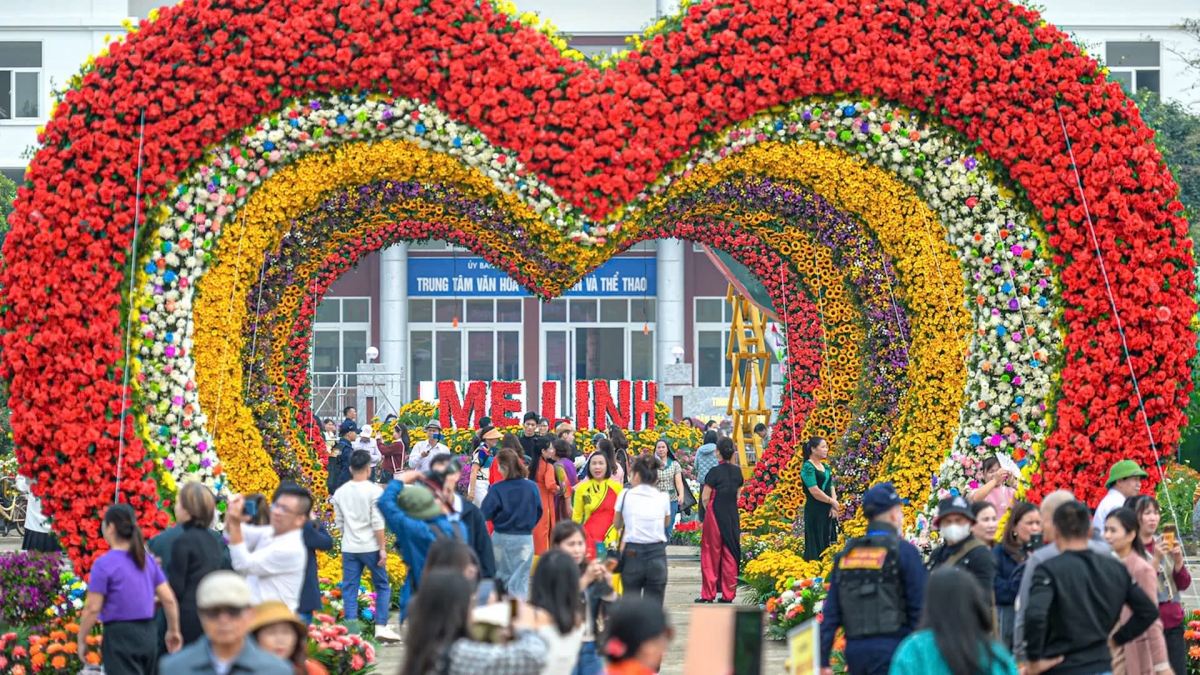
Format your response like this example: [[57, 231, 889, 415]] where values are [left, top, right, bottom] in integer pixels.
[[530, 550, 585, 675], [992, 500, 1041, 649], [800, 437, 838, 560], [399, 571, 551, 675], [76, 504, 183, 674], [889, 567, 1018, 675], [552, 521, 616, 675]]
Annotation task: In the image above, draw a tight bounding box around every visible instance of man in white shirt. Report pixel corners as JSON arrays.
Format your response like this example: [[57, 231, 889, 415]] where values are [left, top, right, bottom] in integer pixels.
[[1091, 459, 1149, 536], [331, 450, 400, 641], [408, 419, 450, 473], [225, 483, 311, 612]]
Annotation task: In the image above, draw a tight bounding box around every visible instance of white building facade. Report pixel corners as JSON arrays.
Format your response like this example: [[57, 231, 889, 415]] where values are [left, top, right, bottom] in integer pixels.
[[1, 0, 1196, 420]]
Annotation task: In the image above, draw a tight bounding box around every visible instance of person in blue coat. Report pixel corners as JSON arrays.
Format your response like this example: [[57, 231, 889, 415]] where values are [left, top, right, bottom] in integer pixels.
[[820, 482, 927, 675], [991, 500, 1041, 649], [377, 466, 468, 619]]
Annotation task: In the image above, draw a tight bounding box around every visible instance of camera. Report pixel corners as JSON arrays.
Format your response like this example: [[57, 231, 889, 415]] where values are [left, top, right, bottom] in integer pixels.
[[1023, 532, 1045, 554]]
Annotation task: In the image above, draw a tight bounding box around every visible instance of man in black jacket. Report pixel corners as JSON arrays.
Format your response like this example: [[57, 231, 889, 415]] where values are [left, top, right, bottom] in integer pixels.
[[518, 411, 549, 464], [927, 496, 995, 595], [1024, 501, 1159, 675]]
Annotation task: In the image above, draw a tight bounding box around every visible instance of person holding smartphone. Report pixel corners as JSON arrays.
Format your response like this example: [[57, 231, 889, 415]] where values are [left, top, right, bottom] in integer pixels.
[[991, 501, 1041, 650], [1130, 494, 1191, 675], [399, 571, 552, 675], [552, 521, 617, 675]]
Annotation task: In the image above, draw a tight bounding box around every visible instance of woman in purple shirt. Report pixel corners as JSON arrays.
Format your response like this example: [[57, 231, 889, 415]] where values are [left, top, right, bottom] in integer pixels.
[[76, 504, 183, 675]]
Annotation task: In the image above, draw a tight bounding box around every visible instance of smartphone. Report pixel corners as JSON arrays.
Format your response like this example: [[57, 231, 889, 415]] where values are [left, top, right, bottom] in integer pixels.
[[244, 499, 258, 518], [684, 605, 763, 675], [476, 579, 496, 607], [595, 542, 607, 562], [732, 606, 764, 675], [1163, 523, 1178, 549]]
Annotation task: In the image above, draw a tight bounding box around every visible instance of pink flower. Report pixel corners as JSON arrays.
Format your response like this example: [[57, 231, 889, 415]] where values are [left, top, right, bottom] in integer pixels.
[[352, 655, 365, 670]]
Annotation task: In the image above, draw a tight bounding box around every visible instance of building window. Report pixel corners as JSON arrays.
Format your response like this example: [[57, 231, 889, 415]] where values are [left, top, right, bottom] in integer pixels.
[[409, 299, 523, 398], [0, 167, 24, 184], [694, 297, 772, 388], [311, 298, 371, 388], [540, 298, 657, 412], [1106, 41, 1160, 95], [0, 42, 41, 120]]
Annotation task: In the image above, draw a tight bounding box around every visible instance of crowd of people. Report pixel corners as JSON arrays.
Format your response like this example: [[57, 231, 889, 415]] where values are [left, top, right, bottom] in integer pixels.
[[820, 458, 1192, 675], [65, 408, 707, 675], [34, 404, 1197, 675]]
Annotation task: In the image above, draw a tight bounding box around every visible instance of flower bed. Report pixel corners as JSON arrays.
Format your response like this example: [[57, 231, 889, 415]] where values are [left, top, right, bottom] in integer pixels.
[[0, 552, 376, 673], [671, 520, 702, 548], [766, 577, 828, 641]]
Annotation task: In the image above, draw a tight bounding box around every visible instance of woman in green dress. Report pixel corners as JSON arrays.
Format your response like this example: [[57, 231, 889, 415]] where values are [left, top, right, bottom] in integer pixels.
[[801, 437, 839, 561]]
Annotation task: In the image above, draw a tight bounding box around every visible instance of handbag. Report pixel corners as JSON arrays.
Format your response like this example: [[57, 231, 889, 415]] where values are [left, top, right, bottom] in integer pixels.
[[681, 484, 698, 515]]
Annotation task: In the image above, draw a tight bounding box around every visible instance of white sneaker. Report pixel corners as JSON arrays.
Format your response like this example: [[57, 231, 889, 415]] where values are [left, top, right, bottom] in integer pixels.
[[375, 625, 402, 642]]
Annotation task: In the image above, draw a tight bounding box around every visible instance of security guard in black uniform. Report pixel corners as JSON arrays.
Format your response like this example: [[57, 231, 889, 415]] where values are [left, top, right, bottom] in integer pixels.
[[819, 482, 928, 675]]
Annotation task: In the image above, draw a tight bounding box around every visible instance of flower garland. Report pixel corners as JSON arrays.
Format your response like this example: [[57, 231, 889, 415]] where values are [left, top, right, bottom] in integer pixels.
[[153, 96, 1055, 518], [235, 175, 893, 517], [661, 143, 971, 523], [245, 206, 827, 486], [179, 139, 562, 497], [5, 0, 1192, 569], [635, 175, 914, 518]]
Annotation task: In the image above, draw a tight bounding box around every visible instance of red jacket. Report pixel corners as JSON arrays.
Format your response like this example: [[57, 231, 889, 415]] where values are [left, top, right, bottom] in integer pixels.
[[378, 441, 406, 474]]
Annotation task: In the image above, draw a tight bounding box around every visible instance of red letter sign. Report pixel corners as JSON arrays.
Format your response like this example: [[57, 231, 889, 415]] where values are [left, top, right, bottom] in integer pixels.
[[632, 380, 658, 431], [439, 380, 488, 429], [592, 381, 629, 431], [489, 381, 523, 426]]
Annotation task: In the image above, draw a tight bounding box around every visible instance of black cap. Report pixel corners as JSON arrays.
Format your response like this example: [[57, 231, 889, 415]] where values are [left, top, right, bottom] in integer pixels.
[[338, 419, 359, 437], [861, 482, 903, 518], [934, 495, 975, 525]]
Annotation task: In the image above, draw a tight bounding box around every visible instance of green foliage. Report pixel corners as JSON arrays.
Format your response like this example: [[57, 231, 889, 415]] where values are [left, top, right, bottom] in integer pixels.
[[1155, 462, 1199, 539], [0, 172, 13, 252]]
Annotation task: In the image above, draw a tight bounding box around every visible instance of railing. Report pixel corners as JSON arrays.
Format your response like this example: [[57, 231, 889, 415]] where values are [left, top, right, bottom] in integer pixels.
[[309, 370, 405, 421]]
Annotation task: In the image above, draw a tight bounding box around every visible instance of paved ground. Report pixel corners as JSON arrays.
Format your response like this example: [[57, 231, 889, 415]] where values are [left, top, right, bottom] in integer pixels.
[[0, 536, 787, 673]]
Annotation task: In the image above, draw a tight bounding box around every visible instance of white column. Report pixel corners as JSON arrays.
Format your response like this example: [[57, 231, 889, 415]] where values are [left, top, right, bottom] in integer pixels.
[[656, 239, 686, 401], [379, 243, 409, 413]]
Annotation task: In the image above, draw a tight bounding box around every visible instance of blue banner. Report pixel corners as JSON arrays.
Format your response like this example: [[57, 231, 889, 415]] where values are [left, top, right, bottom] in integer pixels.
[[408, 256, 657, 297]]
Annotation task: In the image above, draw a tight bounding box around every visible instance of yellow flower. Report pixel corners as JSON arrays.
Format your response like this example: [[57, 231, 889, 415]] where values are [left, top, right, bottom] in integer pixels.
[[651, 143, 968, 532]]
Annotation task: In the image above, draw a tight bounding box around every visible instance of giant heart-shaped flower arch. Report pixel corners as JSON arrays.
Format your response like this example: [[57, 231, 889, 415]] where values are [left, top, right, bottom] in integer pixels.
[[0, 0, 1194, 569]]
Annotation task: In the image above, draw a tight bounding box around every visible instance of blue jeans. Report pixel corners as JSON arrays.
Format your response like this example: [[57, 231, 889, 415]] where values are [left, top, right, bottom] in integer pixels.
[[342, 551, 390, 625], [492, 532, 534, 600], [573, 641, 603, 675], [666, 499, 679, 539]]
